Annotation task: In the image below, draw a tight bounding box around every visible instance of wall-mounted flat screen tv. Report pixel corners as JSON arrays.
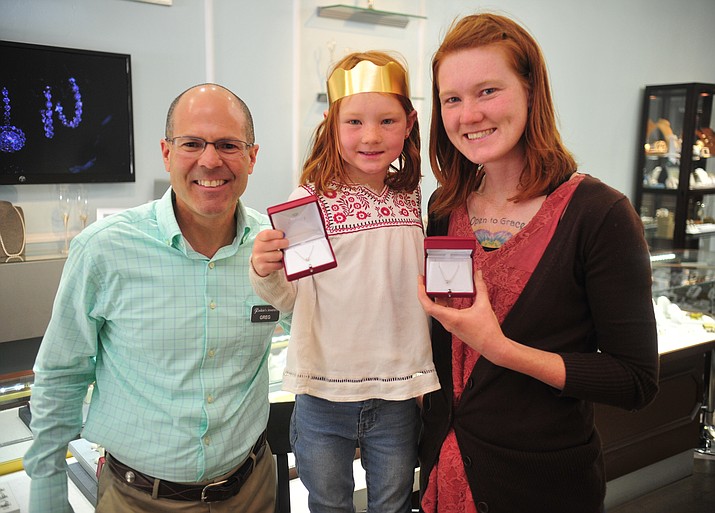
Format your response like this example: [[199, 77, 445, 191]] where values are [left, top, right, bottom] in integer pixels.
[[0, 40, 134, 185]]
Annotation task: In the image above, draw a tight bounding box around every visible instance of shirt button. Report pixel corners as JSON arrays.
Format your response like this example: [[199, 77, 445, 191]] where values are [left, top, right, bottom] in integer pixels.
[[204, 436, 211, 445], [209, 301, 216, 310], [207, 395, 214, 404], [208, 262, 215, 269], [208, 349, 215, 358], [463, 455, 472, 467], [477, 502, 489, 513]]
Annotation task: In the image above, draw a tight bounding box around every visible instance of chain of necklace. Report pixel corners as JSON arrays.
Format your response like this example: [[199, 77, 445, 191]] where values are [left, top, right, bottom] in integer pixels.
[[437, 261, 460, 284], [0, 204, 26, 257], [293, 244, 315, 265]]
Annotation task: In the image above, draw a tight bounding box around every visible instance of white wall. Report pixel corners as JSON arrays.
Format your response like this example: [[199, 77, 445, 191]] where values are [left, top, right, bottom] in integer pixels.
[[1, 0, 715, 251], [1, 0, 208, 244]]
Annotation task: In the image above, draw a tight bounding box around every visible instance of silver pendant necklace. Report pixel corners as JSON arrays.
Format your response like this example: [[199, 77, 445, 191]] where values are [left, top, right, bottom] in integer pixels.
[[294, 245, 315, 266], [438, 261, 460, 284]]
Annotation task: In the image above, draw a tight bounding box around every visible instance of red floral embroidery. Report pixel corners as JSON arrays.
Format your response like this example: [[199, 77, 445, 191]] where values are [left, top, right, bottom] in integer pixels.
[[301, 182, 423, 235]]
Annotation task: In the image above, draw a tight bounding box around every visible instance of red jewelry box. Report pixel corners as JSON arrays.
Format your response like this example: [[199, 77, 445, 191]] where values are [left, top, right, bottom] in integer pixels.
[[424, 236, 476, 298], [267, 195, 337, 281]]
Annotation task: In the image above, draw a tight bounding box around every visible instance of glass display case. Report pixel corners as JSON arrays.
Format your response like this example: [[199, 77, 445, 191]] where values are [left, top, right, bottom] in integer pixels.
[[651, 249, 715, 350], [649, 249, 715, 458], [635, 83, 715, 250], [595, 250, 715, 490], [652, 250, 715, 313]]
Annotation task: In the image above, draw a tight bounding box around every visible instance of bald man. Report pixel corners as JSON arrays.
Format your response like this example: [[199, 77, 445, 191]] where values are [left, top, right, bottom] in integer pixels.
[[25, 84, 286, 513]]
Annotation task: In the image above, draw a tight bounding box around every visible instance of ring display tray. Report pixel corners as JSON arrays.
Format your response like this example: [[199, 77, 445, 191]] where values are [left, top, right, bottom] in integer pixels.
[[268, 195, 337, 281]]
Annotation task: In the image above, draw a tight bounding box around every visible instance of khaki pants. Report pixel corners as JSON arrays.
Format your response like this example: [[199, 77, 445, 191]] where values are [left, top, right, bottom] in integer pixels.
[[96, 445, 276, 513]]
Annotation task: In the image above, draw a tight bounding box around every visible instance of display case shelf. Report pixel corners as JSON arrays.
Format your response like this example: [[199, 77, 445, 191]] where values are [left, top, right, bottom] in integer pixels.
[[316, 4, 425, 28]]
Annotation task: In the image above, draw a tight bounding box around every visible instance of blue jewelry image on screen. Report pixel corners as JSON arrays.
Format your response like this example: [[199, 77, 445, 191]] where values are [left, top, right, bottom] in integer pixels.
[[0, 40, 135, 184]]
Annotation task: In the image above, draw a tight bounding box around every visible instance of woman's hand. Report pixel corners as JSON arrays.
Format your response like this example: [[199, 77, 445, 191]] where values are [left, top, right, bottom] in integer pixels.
[[417, 269, 566, 389], [251, 229, 289, 277], [417, 270, 508, 363]]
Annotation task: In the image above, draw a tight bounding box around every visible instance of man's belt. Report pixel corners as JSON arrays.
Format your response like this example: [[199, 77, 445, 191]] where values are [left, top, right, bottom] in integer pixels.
[[105, 430, 267, 502]]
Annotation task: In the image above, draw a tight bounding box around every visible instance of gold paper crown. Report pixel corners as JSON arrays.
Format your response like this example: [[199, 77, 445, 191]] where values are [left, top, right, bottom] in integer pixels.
[[327, 60, 410, 104]]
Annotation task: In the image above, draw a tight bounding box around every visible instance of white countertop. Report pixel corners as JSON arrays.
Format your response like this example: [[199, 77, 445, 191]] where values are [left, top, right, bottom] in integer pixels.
[[658, 328, 715, 355]]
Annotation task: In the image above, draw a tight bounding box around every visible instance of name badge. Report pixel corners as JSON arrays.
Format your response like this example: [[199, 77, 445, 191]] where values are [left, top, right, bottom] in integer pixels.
[[251, 305, 279, 323]]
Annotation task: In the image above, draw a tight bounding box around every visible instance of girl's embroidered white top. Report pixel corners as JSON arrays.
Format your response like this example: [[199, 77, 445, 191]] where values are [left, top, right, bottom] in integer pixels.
[[250, 182, 440, 401]]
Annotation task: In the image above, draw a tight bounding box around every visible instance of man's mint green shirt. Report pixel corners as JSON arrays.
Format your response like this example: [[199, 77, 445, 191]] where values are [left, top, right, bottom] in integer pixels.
[[23, 189, 285, 513]]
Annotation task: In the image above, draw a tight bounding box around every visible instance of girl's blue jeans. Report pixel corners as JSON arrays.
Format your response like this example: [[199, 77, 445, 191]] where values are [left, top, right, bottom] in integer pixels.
[[290, 394, 420, 513]]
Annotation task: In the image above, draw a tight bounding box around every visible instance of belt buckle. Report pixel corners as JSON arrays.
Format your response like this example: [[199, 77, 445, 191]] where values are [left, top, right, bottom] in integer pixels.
[[201, 478, 228, 502]]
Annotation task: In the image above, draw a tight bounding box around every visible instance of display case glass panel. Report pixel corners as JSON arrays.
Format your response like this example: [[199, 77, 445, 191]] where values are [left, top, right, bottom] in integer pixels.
[[651, 250, 715, 353]]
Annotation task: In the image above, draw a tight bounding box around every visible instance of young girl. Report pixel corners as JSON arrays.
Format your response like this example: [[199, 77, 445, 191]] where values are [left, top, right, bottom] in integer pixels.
[[250, 51, 440, 512]]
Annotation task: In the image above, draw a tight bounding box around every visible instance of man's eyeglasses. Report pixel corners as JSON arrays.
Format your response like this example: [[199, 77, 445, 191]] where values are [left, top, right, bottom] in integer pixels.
[[166, 136, 254, 157]]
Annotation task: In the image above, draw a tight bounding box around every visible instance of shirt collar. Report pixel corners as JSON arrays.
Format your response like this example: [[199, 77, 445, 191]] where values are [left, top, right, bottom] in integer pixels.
[[156, 187, 253, 253]]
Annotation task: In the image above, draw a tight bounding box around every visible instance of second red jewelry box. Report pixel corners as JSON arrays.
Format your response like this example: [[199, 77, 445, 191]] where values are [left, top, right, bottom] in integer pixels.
[[424, 236, 476, 298]]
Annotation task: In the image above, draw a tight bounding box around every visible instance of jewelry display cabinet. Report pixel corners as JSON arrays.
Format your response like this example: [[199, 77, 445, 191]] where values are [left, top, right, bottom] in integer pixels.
[[634, 83, 715, 250]]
